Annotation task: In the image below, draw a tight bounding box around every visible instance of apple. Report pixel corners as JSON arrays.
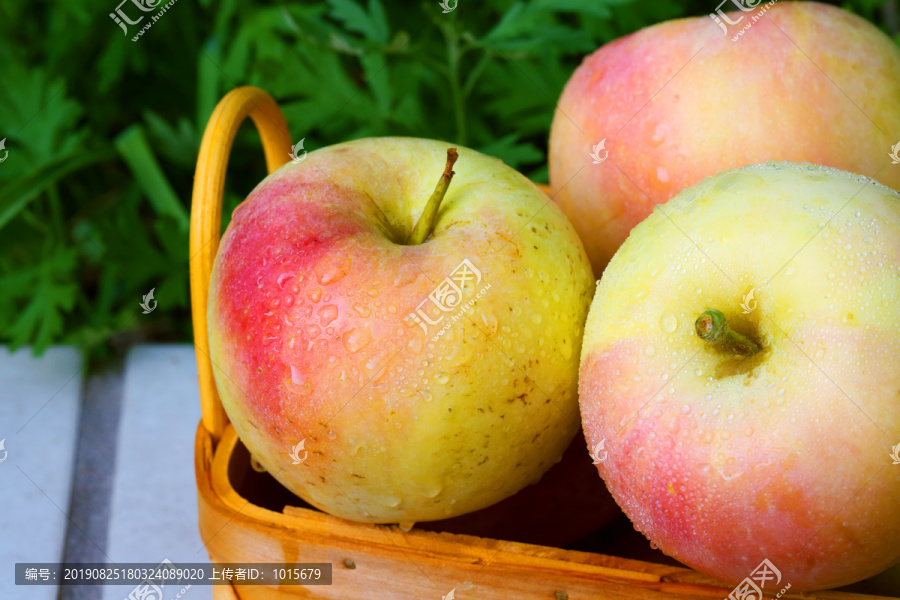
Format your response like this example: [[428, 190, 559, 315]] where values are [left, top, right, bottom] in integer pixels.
[[207, 137, 594, 526], [549, 1, 900, 274], [578, 162, 900, 590]]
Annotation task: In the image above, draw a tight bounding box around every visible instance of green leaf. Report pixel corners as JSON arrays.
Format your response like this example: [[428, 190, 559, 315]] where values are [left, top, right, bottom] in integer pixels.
[[197, 36, 222, 130], [114, 125, 189, 231], [478, 134, 544, 169], [362, 53, 392, 115], [1, 245, 79, 354], [0, 149, 115, 231], [328, 0, 389, 44]]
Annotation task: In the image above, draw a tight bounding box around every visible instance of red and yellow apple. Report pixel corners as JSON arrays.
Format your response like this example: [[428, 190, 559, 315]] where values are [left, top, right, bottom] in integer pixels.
[[207, 137, 594, 525], [579, 162, 900, 590], [550, 1, 900, 274]]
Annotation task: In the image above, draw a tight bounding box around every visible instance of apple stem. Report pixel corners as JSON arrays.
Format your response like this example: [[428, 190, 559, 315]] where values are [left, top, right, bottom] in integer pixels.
[[406, 148, 458, 245], [695, 309, 761, 356]]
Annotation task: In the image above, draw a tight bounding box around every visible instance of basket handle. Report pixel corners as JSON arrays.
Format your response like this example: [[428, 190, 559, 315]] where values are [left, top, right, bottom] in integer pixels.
[[190, 86, 293, 443]]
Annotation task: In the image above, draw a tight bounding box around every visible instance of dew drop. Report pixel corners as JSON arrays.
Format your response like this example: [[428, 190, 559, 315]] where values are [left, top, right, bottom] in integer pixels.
[[398, 521, 415, 532], [644, 345, 656, 357], [315, 257, 350, 285], [318, 304, 338, 325], [656, 166, 670, 183], [277, 273, 294, 288], [353, 303, 372, 318], [290, 365, 305, 385], [650, 122, 668, 146], [480, 311, 499, 335], [660, 312, 678, 333], [407, 332, 425, 354], [341, 327, 372, 353], [435, 372, 450, 385]]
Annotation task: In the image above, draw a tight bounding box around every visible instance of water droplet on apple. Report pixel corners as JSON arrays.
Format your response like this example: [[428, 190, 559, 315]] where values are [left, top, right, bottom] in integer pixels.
[[693, 368, 702, 377], [318, 304, 338, 325], [327, 429, 336, 440], [306, 324, 321, 338], [398, 521, 415, 532], [407, 332, 425, 354], [680, 405, 691, 414], [644, 345, 656, 357], [814, 348, 825, 360], [308, 288, 322, 303], [315, 257, 350, 285], [277, 273, 294, 288], [659, 312, 678, 333], [656, 166, 670, 183], [650, 123, 668, 147], [435, 372, 450, 385], [423, 484, 442, 498], [649, 541, 659, 550], [290, 365, 305, 385], [375, 495, 401, 509], [353, 303, 371, 318], [480, 311, 499, 335], [342, 327, 372, 353], [863, 236, 873, 244]]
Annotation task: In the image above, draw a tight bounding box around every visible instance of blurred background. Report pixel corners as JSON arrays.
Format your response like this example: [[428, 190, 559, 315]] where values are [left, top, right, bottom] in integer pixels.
[[0, 0, 897, 368]]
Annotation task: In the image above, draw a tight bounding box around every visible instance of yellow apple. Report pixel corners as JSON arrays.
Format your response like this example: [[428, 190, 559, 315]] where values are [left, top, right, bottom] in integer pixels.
[[579, 162, 900, 589], [207, 138, 594, 525]]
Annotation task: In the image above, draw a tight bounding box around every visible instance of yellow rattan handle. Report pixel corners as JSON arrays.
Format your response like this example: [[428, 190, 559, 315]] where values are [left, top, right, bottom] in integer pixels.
[[190, 86, 292, 443]]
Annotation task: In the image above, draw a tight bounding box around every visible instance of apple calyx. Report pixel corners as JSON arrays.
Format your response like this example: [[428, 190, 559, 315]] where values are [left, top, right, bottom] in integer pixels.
[[695, 309, 761, 356], [405, 148, 459, 245]]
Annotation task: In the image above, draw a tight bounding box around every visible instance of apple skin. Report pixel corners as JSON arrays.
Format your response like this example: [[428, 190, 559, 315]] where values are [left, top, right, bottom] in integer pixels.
[[578, 162, 900, 590], [549, 1, 900, 275], [207, 137, 594, 525]]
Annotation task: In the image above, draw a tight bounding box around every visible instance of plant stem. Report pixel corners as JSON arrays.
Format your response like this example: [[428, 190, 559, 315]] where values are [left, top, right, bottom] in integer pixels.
[[405, 149, 458, 245], [695, 309, 761, 356]]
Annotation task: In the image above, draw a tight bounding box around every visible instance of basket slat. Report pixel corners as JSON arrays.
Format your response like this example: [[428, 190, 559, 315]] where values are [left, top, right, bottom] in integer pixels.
[[196, 424, 892, 600]]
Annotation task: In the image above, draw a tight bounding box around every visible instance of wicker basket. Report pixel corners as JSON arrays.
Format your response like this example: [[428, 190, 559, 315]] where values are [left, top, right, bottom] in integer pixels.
[[190, 86, 892, 600]]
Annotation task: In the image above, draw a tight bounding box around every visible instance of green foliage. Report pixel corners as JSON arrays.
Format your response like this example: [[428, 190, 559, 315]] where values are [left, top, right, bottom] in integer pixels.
[[0, 0, 896, 363]]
